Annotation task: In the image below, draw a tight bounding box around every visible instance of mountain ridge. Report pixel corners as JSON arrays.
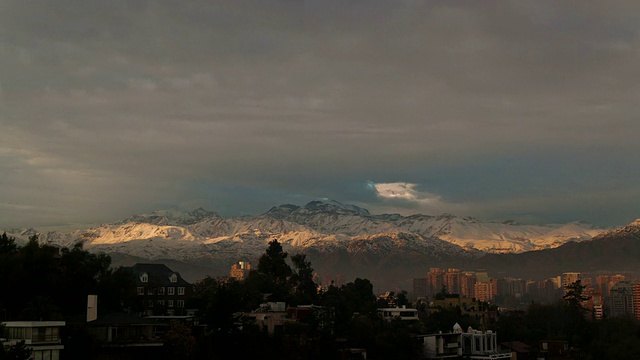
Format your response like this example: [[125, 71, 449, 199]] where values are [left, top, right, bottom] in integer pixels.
[[2, 200, 617, 287]]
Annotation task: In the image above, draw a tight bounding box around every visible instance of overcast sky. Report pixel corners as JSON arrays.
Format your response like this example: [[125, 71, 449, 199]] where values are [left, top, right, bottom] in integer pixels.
[[1, 1, 640, 229]]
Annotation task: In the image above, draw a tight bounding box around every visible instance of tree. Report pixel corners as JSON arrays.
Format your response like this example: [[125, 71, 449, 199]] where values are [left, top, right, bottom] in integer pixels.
[[257, 239, 292, 284], [289, 253, 318, 305], [164, 320, 198, 360], [22, 296, 62, 321], [255, 240, 292, 300], [396, 290, 409, 308], [434, 285, 448, 300], [562, 280, 591, 346], [194, 278, 245, 333], [0, 232, 18, 254], [0, 338, 32, 360], [563, 280, 590, 311]]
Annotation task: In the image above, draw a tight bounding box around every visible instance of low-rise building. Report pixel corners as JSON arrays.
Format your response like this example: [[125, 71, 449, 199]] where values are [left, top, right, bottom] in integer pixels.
[[242, 302, 289, 334], [1, 321, 65, 360], [419, 332, 462, 359], [128, 263, 193, 315], [378, 306, 419, 321], [418, 324, 510, 360]]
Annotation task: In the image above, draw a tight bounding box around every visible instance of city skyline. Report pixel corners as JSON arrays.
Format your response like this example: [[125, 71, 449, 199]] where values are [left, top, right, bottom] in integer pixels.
[[2, 1, 640, 229]]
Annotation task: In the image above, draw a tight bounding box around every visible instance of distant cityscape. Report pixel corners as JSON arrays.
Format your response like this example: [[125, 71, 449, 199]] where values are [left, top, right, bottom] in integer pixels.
[[410, 268, 639, 320], [227, 258, 640, 322]]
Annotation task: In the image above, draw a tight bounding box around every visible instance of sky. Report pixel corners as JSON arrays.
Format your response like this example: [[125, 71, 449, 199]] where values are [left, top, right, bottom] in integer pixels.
[[1, 1, 640, 229]]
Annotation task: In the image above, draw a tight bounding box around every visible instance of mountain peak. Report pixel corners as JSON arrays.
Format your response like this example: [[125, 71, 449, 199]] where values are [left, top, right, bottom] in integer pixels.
[[304, 200, 371, 217], [264, 204, 301, 219], [123, 207, 219, 226]]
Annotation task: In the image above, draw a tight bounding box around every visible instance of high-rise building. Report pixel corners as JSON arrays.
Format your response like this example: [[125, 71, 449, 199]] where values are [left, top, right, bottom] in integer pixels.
[[491, 278, 507, 299], [537, 279, 559, 304], [595, 275, 611, 297], [460, 272, 477, 298], [609, 274, 627, 292], [476, 270, 490, 284], [413, 277, 428, 300], [230, 261, 251, 281], [610, 281, 634, 318], [444, 268, 462, 295], [506, 278, 526, 298], [427, 268, 445, 298], [590, 291, 604, 320], [633, 284, 640, 321], [474, 282, 493, 302]]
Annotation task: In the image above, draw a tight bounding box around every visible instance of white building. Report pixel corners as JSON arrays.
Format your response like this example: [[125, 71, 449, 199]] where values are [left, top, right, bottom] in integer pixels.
[[378, 305, 419, 321], [420, 332, 462, 359], [1, 321, 65, 360], [461, 329, 509, 359], [419, 324, 510, 360]]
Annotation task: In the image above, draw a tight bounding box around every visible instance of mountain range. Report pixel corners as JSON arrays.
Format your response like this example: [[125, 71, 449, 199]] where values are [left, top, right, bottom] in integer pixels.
[[5, 200, 638, 289]]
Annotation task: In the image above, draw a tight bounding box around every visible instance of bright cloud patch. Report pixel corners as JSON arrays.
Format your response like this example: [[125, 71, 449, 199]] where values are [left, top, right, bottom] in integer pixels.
[[372, 182, 421, 200], [370, 182, 442, 204], [367, 181, 465, 215]]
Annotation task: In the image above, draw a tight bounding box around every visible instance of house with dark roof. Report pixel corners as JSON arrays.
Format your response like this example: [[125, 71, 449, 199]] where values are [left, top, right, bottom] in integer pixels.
[[127, 264, 193, 316]]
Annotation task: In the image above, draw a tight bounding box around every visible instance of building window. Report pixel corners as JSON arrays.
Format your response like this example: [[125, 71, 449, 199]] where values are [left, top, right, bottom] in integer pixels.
[[168, 287, 175, 295], [168, 300, 174, 308], [178, 287, 185, 295], [137, 287, 144, 295], [5, 327, 26, 340], [177, 300, 184, 308], [158, 300, 164, 306], [148, 288, 154, 295], [170, 274, 177, 283], [141, 273, 148, 283], [158, 287, 165, 295]]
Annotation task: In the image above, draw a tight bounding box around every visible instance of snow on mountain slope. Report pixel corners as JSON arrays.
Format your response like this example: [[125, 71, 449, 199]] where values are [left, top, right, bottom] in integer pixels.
[[590, 218, 640, 239], [2, 200, 607, 265]]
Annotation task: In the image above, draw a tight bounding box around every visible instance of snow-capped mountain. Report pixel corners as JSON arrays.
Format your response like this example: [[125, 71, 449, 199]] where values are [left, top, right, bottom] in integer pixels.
[[3, 200, 605, 271]]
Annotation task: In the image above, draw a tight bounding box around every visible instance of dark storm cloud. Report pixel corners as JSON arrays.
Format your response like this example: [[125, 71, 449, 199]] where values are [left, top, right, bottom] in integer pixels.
[[1, 0, 640, 228]]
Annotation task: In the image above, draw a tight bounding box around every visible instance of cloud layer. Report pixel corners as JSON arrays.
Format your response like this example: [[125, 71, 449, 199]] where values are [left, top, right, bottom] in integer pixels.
[[1, 1, 640, 228]]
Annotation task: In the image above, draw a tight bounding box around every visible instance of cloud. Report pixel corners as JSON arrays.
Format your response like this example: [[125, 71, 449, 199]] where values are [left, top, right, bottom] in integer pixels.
[[1, 0, 640, 228], [367, 182, 467, 215], [372, 182, 421, 201]]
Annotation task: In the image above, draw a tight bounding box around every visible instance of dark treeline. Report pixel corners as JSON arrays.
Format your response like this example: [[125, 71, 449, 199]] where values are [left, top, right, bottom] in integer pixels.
[[0, 233, 134, 321], [0, 232, 135, 359]]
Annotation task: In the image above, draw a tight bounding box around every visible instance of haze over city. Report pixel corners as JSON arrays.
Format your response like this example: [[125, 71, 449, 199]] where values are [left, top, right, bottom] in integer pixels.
[[2, 1, 640, 230]]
